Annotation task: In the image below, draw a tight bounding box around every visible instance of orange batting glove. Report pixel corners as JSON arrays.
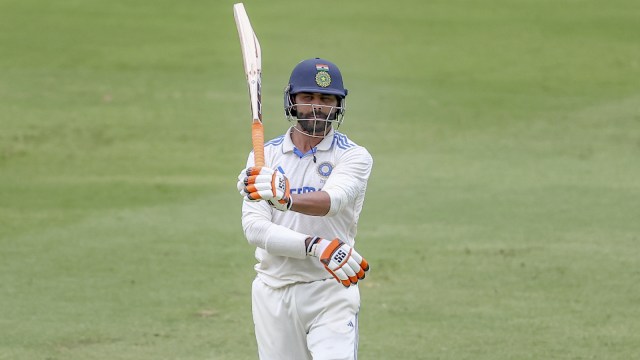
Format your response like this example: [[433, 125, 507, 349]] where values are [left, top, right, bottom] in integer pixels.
[[306, 237, 369, 287], [237, 166, 292, 211]]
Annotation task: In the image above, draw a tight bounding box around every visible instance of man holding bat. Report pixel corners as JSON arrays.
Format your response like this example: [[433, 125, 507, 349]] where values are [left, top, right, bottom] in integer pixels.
[[237, 58, 373, 360]]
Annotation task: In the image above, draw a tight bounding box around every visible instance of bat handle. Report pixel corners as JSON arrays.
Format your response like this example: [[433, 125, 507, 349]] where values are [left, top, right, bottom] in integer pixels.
[[252, 121, 265, 166]]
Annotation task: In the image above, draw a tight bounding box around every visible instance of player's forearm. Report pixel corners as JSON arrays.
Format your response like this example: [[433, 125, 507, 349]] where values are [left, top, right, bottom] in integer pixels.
[[290, 191, 331, 216], [242, 209, 308, 258]]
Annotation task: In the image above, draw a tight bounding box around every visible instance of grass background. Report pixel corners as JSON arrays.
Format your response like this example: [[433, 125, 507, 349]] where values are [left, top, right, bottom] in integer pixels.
[[1, 0, 639, 359]]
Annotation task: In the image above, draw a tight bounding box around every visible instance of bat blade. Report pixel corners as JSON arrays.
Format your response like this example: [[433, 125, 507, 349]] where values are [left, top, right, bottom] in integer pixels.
[[233, 3, 264, 166]]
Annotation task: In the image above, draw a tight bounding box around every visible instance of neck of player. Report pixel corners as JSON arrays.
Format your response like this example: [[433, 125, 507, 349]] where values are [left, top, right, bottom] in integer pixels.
[[291, 125, 328, 153]]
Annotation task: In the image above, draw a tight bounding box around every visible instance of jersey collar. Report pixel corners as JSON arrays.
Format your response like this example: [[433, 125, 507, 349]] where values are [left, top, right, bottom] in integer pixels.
[[283, 127, 335, 155]]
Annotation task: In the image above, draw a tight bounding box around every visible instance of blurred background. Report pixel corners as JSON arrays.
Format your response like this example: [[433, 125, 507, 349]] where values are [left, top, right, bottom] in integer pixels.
[[1, 0, 639, 359]]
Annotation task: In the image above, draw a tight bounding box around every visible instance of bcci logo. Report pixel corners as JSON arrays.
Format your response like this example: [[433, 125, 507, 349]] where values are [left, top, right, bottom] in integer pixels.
[[317, 162, 334, 178], [315, 71, 331, 87]]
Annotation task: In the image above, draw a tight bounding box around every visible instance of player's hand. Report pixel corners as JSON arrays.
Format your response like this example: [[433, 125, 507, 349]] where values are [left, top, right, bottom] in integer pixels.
[[306, 237, 369, 287], [237, 166, 292, 211]]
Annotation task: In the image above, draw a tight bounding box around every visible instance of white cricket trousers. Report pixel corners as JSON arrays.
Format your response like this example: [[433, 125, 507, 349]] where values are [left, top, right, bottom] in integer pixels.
[[252, 277, 361, 360]]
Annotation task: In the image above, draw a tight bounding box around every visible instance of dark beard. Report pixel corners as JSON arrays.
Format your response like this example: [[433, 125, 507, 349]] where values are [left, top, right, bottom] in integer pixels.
[[296, 111, 334, 136], [297, 111, 336, 136], [297, 120, 328, 135]]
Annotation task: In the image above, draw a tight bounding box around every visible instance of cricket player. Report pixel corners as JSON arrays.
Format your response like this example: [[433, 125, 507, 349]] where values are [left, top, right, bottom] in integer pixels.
[[236, 58, 373, 360]]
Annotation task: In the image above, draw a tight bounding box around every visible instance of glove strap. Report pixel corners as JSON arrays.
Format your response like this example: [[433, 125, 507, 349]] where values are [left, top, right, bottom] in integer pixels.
[[284, 195, 293, 210], [306, 236, 323, 257], [268, 195, 293, 212]]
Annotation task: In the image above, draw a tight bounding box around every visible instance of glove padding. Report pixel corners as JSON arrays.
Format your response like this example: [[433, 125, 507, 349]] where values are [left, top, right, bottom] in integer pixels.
[[307, 237, 369, 287], [237, 166, 292, 211]]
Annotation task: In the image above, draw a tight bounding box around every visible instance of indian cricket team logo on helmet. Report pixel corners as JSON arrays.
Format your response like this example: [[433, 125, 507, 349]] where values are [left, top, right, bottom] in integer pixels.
[[317, 161, 334, 178], [315, 71, 331, 87], [315, 64, 331, 87]]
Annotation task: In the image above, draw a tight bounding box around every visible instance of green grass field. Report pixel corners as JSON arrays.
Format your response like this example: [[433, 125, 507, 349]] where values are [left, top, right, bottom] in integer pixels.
[[1, 0, 639, 359]]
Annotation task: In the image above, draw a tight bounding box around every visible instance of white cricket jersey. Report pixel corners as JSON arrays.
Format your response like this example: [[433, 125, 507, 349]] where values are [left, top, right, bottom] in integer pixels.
[[240, 127, 373, 288]]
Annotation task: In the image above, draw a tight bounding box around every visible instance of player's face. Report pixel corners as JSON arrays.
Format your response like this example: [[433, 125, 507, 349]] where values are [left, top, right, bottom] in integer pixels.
[[294, 93, 339, 136]]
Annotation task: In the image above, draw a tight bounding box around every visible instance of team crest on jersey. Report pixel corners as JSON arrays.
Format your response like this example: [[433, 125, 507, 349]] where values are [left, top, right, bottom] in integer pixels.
[[315, 71, 331, 87], [317, 161, 334, 178]]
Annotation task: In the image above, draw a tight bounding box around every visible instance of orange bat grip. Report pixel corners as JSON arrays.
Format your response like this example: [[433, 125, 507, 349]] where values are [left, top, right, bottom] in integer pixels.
[[252, 121, 265, 166]]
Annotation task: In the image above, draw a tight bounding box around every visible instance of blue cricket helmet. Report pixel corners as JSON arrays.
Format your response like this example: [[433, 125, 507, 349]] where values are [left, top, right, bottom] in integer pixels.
[[286, 58, 348, 97], [284, 58, 348, 123]]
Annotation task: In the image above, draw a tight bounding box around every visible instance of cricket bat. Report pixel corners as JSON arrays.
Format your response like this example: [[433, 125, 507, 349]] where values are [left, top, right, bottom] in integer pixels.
[[233, 3, 264, 166]]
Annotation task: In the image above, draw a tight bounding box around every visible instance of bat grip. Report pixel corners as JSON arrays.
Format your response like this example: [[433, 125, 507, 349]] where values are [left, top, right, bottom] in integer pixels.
[[252, 121, 265, 166]]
